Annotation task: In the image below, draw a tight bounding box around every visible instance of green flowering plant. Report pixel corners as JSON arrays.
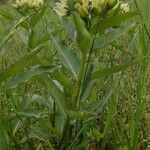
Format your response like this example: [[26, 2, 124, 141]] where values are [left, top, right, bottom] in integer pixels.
[[0, 0, 143, 149], [10, 0, 47, 50], [54, 0, 131, 54], [49, 0, 138, 149]]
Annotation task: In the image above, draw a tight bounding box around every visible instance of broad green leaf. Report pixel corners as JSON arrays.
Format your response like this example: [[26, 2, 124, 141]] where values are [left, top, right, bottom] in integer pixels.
[[0, 16, 28, 50], [0, 45, 44, 84], [49, 31, 80, 78], [45, 76, 67, 117], [55, 113, 65, 133], [91, 11, 138, 34], [59, 17, 75, 40], [5, 65, 59, 89], [92, 59, 144, 80], [93, 23, 137, 51], [52, 70, 74, 94], [30, 94, 53, 110]]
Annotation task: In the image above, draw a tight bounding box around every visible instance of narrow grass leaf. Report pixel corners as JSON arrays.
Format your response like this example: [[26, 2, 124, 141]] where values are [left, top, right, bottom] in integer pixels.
[[92, 59, 143, 80], [93, 23, 137, 51], [0, 122, 8, 150], [0, 16, 28, 50], [92, 11, 138, 34], [0, 45, 44, 84], [0, 6, 28, 29]]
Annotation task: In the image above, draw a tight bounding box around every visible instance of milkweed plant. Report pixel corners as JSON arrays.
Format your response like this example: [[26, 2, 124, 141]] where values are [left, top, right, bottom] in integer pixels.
[[1, 0, 148, 149]]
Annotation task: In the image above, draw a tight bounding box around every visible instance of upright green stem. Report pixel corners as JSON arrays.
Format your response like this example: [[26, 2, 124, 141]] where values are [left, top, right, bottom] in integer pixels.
[[57, 53, 86, 149], [27, 28, 34, 51], [73, 54, 86, 109]]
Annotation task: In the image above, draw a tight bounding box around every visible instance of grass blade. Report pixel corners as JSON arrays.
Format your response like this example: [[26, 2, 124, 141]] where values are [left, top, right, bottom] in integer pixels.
[[93, 23, 137, 51], [0, 45, 44, 84], [0, 16, 28, 50], [92, 11, 138, 34], [92, 59, 145, 80]]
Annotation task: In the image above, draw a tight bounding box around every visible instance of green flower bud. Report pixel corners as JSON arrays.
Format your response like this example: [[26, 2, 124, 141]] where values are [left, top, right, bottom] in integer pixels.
[[13, 0, 43, 10], [107, 0, 118, 9], [77, 5, 89, 17], [120, 2, 129, 13], [73, 12, 92, 53], [107, 0, 120, 17], [93, 5, 102, 15], [77, 0, 82, 3], [74, 2, 81, 10], [54, 0, 69, 16]]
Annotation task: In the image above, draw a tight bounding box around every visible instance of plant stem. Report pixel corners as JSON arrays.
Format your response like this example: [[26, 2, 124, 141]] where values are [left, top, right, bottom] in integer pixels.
[[57, 53, 86, 149], [73, 54, 86, 108]]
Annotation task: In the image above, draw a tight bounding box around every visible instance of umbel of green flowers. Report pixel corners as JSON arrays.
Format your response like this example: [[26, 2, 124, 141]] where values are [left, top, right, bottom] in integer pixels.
[[55, 0, 129, 17], [55, 0, 129, 54], [12, 0, 43, 11]]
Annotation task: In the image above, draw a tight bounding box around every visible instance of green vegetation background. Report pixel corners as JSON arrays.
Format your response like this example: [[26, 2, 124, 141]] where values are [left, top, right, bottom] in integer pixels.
[[0, 0, 150, 150]]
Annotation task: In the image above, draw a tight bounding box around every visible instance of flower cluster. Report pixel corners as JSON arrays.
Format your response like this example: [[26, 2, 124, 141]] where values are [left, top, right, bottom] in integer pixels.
[[13, 0, 43, 10], [55, 0, 69, 16], [55, 0, 129, 17]]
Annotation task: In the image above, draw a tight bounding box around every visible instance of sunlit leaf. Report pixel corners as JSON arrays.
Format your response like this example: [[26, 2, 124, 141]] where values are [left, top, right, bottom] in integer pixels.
[[5, 65, 59, 89], [48, 30, 80, 78]]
